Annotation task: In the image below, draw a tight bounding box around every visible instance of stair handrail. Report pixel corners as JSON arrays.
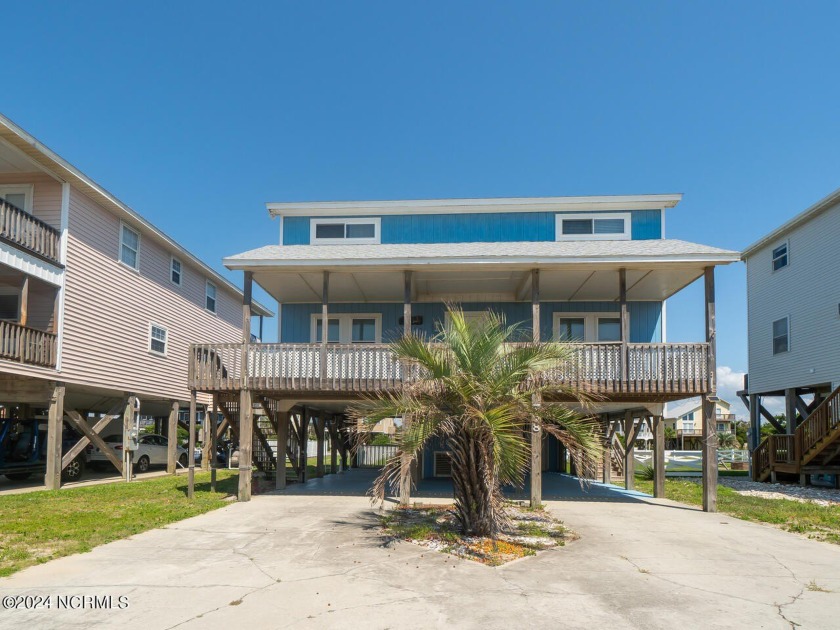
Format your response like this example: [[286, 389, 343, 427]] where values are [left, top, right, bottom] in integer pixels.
[[797, 385, 840, 459]]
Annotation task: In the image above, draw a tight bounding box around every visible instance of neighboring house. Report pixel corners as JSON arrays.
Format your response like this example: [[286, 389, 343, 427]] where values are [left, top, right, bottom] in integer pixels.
[[664, 397, 736, 449], [0, 114, 270, 489], [744, 188, 840, 485], [191, 194, 739, 504]]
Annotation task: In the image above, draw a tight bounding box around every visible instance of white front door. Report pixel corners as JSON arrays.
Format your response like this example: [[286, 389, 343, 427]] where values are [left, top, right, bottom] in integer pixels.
[[553, 313, 625, 342]]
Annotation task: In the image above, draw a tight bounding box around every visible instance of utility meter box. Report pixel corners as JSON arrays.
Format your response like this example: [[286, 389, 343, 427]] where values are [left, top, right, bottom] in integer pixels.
[[126, 428, 139, 451]]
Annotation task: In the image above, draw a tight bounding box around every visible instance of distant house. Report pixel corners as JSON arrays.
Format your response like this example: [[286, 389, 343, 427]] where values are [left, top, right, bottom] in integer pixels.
[[743, 188, 840, 484], [665, 397, 736, 449], [0, 113, 271, 489]]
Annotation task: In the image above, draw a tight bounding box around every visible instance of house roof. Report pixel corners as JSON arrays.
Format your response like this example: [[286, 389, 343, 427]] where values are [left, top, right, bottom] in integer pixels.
[[666, 397, 732, 419], [225, 239, 740, 269], [742, 186, 840, 258], [266, 195, 684, 218], [0, 113, 273, 317]]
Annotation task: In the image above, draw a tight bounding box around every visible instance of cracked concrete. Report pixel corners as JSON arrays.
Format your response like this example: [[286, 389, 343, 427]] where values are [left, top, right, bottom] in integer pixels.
[[1, 470, 840, 629]]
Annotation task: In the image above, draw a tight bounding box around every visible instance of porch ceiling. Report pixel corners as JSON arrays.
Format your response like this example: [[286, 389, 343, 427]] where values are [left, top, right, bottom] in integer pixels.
[[250, 264, 708, 303]]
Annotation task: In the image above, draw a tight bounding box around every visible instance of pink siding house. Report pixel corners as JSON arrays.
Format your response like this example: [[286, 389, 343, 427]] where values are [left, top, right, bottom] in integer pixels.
[[0, 114, 271, 489]]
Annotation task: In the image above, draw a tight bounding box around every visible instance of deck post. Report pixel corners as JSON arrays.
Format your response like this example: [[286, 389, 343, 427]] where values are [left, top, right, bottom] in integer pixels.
[[749, 393, 760, 451], [44, 382, 65, 490], [316, 412, 326, 478], [330, 418, 339, 474], [702, 265, 718, 513], [299, 408, 309, 482], [188, 389, 197, 499], [167, 400, 179, 474], [320, 271, 329, 385], [784, 388, 797, 433], [238, 271, 254, 502], [601, 415, 611, 485], [19, 276, 29, 328], [201, 403, 211, 471], [276, 410, 289, 489], [623, 410, 635, 490], [653, 415, 665, 497], [210, 395, 218, 492], [619, 268, 628, 387], [123, 395, 136, 483], [530, 268, 542, 507], [398, 270, 414, 504]]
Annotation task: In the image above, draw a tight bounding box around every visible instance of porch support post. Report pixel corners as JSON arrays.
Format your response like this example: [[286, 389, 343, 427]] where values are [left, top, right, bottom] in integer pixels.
[[530, 268, 542, 507], [238, 270, 254, 501], [166, 400, 179, 474], [19, 275, 29, 328], [749, 394, 761, 451], [623, 410, 635, 490], [321, 271, 329, 384], [123, 395, 136, 482], [702, 265, 718, 513], [211, 395, 219, 492], [188, 389, 197, 499], [44, 382, 65, 490], [653, 415, 665, 498], [601, 415, 611, 485], [399, 270, 413, 504], [784, 388, 797, 434], [619, 268, 628, 385], [201, 404, 211, 471], [316, 412, 326, 478], [330, 418, 338, 474], [276, 410, 289, 489]]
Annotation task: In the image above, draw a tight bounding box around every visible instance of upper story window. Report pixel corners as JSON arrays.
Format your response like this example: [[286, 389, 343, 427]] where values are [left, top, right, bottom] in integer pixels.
[[772, 242, 788, 271], [772, 316, 789, 354], [556, 212, 631, 241], [311, 218, 381, 245], [170, 257, 182, 286], [553, 313, 625, 342], [0, 184, 33, 214], [120, 223, 140, 270], [149, 323, 168, 355], [205, 281, 217, 313], [311, 313, 382, 343]]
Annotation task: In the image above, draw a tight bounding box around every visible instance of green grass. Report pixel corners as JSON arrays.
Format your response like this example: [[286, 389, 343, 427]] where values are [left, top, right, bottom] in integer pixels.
[[285, 455, 337, 479], [635, 478, 840, 544], [0, 470, 239, 578]]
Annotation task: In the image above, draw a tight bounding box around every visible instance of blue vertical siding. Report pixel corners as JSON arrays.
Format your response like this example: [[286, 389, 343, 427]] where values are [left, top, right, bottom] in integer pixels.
[[281, 301, 662, 344], [281, 209, 662, 245]]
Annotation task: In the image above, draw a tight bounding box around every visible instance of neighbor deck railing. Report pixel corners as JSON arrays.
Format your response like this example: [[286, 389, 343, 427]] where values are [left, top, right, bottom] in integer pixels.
[[0, 198, 61, 265], [189, 341, 710, 396], [0, 320, 58, 367]]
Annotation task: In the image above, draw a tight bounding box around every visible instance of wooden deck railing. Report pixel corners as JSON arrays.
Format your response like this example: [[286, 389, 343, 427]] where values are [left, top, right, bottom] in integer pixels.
[[0, 198, 62, 264], [189, 341, 710, 396], [799, 386, 840, 464], [0, 320, 58, 367], [752, 439, 771, 481], [769, 434, 796, 466]]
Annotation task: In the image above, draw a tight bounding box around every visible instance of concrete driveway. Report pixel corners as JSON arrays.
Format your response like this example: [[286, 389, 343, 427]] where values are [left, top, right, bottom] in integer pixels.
[[1, 470, 839, 629]]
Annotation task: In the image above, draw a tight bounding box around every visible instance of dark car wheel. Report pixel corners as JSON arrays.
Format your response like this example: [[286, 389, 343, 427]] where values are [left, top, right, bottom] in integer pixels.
[[178, 453, 188, 468], [136, 455, 151, 473], [4, 472, 32, 481], [62, 456, 85, 482]]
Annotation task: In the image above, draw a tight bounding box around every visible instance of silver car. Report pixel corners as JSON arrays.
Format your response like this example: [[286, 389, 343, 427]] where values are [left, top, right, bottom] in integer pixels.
[[89, 434, 189, 472]]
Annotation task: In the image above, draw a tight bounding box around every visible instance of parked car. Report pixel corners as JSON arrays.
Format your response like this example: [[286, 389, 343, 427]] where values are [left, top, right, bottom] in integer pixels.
[[0, 418, 87, 482], [89, 433, 188, 472]]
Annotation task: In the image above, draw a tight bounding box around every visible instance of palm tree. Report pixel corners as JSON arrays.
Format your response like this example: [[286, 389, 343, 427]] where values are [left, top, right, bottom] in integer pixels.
[[717, 431, 738, 448], [349, 308, 602, 538]]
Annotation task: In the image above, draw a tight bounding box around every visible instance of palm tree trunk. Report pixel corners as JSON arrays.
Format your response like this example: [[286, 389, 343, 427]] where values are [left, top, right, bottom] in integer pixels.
[[449, 433, 501, 537]]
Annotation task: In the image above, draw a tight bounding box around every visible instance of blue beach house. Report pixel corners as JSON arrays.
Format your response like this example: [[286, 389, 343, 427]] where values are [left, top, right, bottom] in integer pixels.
[[190, 195, 739, 504]]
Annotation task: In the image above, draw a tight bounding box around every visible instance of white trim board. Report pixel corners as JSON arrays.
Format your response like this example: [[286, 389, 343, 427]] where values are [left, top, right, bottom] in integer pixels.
[[0, 241, 63, 286]]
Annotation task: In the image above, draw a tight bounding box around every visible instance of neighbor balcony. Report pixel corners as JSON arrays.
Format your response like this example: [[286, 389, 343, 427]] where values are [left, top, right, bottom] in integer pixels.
[[0, 320, 58, 368], [189, 340, 711, 400], [0, 197, 62, 265]]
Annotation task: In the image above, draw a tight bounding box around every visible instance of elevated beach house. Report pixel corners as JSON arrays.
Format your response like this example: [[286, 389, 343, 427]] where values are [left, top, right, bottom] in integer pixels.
[[0, 114, 270, 488], [190, 195, 739, 510], [744, 188, 840, 485]]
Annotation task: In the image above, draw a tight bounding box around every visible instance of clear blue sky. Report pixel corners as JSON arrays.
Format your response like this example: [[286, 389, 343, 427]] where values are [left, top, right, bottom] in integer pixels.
[[4, 2, 839, 414]]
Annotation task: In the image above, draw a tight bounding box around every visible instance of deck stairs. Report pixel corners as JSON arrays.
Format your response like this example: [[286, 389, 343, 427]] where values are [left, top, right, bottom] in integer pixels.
[[753, 385, 840, 482]]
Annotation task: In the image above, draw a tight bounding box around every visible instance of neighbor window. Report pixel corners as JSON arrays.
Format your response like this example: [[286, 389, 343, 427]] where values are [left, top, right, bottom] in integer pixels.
[[311, 218, 381, 244], [0, 185, 33, 214], [149, 324, 168, 355], [772, 242, 788, 271], [717, 423, 726, 432], [772, 317, 789, 354], [170, 258, 182, 286], [556, 213, 631, 241], [205, 281, 217, 313], [120, 224, 140, 269]]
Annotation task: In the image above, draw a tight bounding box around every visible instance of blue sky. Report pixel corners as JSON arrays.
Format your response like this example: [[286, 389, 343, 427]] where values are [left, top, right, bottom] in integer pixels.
[[4, 2, 840, 415]]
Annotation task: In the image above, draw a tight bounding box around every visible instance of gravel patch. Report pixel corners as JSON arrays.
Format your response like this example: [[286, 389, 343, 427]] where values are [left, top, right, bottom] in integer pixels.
[[686, 476, 840, 506]]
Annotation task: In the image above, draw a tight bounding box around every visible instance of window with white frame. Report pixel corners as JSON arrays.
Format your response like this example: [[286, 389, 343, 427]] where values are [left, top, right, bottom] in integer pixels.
[[555, 212, 631, 241], [205, 281, 217, 313], [311, 313, 381, 343], [0, 184, 33, 214], [553, 313, 626, 342], [120, 223, 140, 269], [771, 242, 788, 271], [310, 218, 381, 244], [149, 324, 168, 355], [170, 257, 182, 286], [772, 317, 789, 354]]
